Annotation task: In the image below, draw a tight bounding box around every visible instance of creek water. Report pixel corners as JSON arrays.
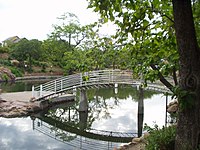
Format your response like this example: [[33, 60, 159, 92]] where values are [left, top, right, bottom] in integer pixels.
[[0, 81, 172, 150]]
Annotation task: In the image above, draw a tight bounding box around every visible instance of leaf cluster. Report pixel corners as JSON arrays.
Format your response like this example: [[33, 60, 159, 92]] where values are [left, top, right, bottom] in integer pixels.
[[144, 123, 176, 150], [172, 86, 196, 111]]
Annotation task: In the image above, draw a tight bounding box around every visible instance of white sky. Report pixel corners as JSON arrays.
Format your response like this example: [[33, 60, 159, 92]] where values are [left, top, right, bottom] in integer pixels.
[[0, 0, 116, 42]]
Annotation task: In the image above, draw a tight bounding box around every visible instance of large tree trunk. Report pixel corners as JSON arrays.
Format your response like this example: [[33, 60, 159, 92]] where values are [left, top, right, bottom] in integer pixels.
[[172, 0, 200, 149]]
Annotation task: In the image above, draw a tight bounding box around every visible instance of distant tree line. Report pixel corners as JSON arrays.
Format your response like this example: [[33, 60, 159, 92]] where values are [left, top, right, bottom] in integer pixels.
[[0, 13, 132, 76]]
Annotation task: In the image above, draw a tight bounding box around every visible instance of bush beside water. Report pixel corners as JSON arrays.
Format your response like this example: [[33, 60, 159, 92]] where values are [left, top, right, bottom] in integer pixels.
[[144, 124, 176, 150]]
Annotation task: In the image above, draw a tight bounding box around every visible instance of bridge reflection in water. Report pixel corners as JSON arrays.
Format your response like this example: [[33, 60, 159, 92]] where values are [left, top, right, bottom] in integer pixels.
[[31, 85, 171, 150], [31, 100, 135, 150], [32, 117, 133, 150]]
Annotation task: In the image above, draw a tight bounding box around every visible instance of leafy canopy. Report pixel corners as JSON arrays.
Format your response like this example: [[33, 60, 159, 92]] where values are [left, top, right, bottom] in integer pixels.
[[87, 0, 179, 87]]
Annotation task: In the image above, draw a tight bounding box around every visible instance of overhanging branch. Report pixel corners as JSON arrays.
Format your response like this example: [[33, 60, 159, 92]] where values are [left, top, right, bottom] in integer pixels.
[[150, 64, 174, 92]]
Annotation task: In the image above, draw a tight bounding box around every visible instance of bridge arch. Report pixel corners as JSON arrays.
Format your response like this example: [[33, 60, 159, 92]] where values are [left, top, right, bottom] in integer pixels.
[[32, 69, 171, 101]]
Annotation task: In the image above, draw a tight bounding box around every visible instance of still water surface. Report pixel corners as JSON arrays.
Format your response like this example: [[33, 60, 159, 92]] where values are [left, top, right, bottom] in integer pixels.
[[0, 82, 171, 150]]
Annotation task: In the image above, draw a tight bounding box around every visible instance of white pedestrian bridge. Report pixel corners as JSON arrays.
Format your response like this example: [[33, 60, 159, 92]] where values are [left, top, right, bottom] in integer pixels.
[[32, 69, 172, 101]]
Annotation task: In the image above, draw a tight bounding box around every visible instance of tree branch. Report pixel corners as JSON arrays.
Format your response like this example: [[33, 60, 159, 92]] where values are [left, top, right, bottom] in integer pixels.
[[172, 67, 178, 86], [161, 13, 174, 23], [149, 6, 174, 23], [150, 64, 174, 91]]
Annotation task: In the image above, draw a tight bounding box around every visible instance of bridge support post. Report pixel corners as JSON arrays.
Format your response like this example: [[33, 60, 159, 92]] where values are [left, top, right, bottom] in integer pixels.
[[79, 111, 88, 130], [137, 86, 144, 137], [32, 85, 35, 98], [40, 85, 43, 97], [114, 83, 118, 94], [73, 86, 77, 95], [79, 89, 88, 112]]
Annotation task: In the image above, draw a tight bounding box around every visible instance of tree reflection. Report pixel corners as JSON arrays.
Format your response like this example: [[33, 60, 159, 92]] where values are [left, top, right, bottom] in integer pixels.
[[92, 85, 157, 101]]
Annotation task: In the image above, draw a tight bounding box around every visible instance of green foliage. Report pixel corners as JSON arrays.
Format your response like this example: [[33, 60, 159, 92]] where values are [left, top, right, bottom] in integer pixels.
[[87, 0, 179, 87], [0, 59, 12, 66], [82, 75, 90, 82], [1, 74, 9, 81], [50, 12, 90, 50], [144, 124, 176, 150], [193, 1, 200, 44], [48, 12, 135, 72], [172, 86, 195, 111], [9, 67, 23, 77], [10, 38, 42, 71], [86, 0, 200, 90], [41, 64, 47, 73], [42, 39, 69, 67], [0, 47, 10, 53]]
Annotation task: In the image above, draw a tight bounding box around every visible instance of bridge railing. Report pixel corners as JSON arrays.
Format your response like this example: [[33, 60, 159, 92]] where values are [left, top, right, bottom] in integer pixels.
[[80, 70, 133, 85], [32, 69, 172, 100], [32, 70, 134, 99]]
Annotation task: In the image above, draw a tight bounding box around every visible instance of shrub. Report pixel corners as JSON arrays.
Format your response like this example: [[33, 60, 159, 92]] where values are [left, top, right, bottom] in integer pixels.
[[41, 64, 47, 72], [1, 74, 9, 81], [0, 47, 9, 53], [10, 67, 23, 77], [0, 59, 12, 66], [144, 124, 176, 150]]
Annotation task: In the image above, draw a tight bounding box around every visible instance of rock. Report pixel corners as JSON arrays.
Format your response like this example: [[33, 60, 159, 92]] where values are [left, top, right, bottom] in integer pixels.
[[139, 132, 150, 145], [25, 102, 40, 112], [10, 59, 19, 66], [167, 103, 178, 113], [168, 100, 178, 108], [30, 97, 36, 102], [0, 99, 6, 103], [167, 100, 178, 113], [115, 135, 147, 150], [143, 132, 150, 138], [0, 100, 42, 117], [132, 137, 142, 143], [119, 145, 128, 150], [0, 67, 15, 82]]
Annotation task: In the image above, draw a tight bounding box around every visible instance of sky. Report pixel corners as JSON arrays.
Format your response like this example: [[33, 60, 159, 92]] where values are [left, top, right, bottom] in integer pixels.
[[0, 0, 115, 42]]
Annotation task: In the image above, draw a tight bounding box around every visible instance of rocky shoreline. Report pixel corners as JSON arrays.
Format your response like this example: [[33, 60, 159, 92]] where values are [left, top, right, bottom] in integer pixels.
[[0, 99, 41, 118], [113, 133, 149, 150], [0, 92, 51, 118], [0, 66, 64, 117], [0, 91, 75, 118]]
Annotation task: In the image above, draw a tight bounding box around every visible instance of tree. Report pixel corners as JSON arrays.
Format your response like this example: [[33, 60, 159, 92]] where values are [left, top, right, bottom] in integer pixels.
[[42, 38, 70, 67], [88, 0, 179, 89], [48, 12, 105, 73], [49, 12, 93, 51], [87, 0, 200, 149], [172, 0, 200, 149], [11, 39, 42, 71]]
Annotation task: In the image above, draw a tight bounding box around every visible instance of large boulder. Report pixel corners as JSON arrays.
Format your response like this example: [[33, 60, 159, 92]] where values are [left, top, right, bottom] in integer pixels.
[[0, 67, 15, 82]]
